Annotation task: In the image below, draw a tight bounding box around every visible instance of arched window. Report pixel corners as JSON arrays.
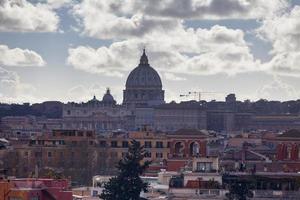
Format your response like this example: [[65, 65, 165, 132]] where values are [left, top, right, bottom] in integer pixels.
[[189, 142, 200, 157], [174, 142, 185, 158]]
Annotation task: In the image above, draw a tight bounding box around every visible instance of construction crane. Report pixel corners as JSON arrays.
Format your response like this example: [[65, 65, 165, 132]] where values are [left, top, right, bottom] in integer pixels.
[[179, 91, 223, 101]]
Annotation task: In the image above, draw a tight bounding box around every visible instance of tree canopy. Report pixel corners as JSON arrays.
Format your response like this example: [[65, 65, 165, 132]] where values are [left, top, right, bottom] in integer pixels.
[[100, 140, 151, 200]]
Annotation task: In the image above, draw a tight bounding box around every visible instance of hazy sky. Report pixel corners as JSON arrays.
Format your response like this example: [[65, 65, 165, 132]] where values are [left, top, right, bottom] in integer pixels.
[[0, 0, 300, 104]]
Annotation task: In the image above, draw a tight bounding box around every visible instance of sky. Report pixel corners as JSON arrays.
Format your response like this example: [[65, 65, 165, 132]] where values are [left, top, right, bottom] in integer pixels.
[[0, 0, 300, 104]]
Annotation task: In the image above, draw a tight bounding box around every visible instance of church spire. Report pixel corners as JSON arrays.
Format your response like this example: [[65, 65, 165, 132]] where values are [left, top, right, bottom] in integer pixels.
[[139, 48, 149, 66]]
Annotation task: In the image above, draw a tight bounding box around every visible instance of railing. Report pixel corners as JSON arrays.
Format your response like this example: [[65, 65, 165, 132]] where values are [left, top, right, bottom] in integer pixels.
[[194, 169, 218, 173], [169, 189, 300, 199], [253, 190, 300, 198], [168, 188, 227, 198]]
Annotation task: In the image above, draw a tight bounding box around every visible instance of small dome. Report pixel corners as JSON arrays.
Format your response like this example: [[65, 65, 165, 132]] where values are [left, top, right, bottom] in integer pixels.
[[125, 49, 162, 89], [87, 95, 100, 103], [102, 88, 115, 103]]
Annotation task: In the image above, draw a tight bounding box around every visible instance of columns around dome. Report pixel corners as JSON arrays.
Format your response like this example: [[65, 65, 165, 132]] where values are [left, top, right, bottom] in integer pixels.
[[123, 88, 165, 108]]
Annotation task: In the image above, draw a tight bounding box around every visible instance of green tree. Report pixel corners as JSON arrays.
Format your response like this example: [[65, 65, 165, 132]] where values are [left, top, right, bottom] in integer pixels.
[[100, 140, 151, 200], [225, 180, 254, 200]]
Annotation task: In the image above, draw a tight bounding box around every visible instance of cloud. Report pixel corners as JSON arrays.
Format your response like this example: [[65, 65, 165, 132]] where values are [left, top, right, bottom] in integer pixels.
[[256, 77, 299, 101], [72, 0, 289, 40], [69, 0, 271, 77], [0, 66, 43, 103], [72, 0, 180, 39], [67, 25, 261, 77], [258, 6, 300, 53], [0, 0, 59, 32], [0, 44, 45, 67], [45, 0, 72, 9], [164, 72, 186, 81], [265, 52, 300, 76], [139, 0, 288, 19], [258, 5, 300, 77], [67, 46, 124, 77]]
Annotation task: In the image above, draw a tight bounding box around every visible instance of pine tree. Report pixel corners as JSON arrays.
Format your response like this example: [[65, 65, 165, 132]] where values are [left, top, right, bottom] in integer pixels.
[[226, 180, 254, 200], [100, 140, 151, 200]]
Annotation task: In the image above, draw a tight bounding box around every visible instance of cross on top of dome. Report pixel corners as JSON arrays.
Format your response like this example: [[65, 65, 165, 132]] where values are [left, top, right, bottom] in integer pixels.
[[105, 87, 111, 94], [139, 48, 149, 66]]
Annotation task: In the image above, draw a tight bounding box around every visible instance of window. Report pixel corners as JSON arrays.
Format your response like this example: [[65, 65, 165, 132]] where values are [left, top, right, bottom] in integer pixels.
[[99, 141, 106, 147], [144, 141, 152, 148], [9, 198, 23, 200], [111, 141, 118, 148], [77, 131, 84, 136], [145, 151, 151, 158], [71, 141, 77, 146], [35, 152, 42, 158], [196, 162, 213, 172], [92, 190, 98, 197], [89, 141, 94, 145], [69, 131, 76, 136], [47, 152, 52, 158], [87, 131, 93, 137], [24, 151, 28, 156], [167, 142, 171, 148], [156, 152, 163, 158], [156, 141, 163, 148], [122, 141, 129, 148]]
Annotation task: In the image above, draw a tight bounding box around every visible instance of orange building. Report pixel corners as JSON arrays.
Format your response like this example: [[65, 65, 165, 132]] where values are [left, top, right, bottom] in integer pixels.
[[0, 178, 72, 200], [2, 129, 209, 184]]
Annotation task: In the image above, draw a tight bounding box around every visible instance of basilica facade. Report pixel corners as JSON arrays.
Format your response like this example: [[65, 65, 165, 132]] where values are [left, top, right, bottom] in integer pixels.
[[62, 50, 165, 131], [62, 50, 236, 132]]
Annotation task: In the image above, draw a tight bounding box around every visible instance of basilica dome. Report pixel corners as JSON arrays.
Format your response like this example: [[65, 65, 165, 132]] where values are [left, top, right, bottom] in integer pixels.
[[125, 49, 162, 89], [102, 88, 116, 104], [123, 49, 165, 108]]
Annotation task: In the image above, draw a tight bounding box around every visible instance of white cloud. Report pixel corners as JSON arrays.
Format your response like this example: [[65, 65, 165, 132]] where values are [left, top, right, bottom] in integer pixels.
[[164, 72, 186, 81], [265, 52, 300, 76], [0, 67, 43, 103], [67, 85, 91, 102], [256, 77, 299, 101], [139, 0, 288, 19], [258, 6, 300, 53], [258, 5, 300, 77], [0, 44, 45, 67], [72, 0, 288, 40], [72, 0, 180, 39], [67, 25, 261, 77], [69, 0, 271, 77], [67, 46, 124, 77], [0, 0, 59, 32]]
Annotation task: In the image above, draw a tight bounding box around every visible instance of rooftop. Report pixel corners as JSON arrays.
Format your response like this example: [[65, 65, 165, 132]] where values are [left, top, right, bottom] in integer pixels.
[[278, 129, 300, 138]]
